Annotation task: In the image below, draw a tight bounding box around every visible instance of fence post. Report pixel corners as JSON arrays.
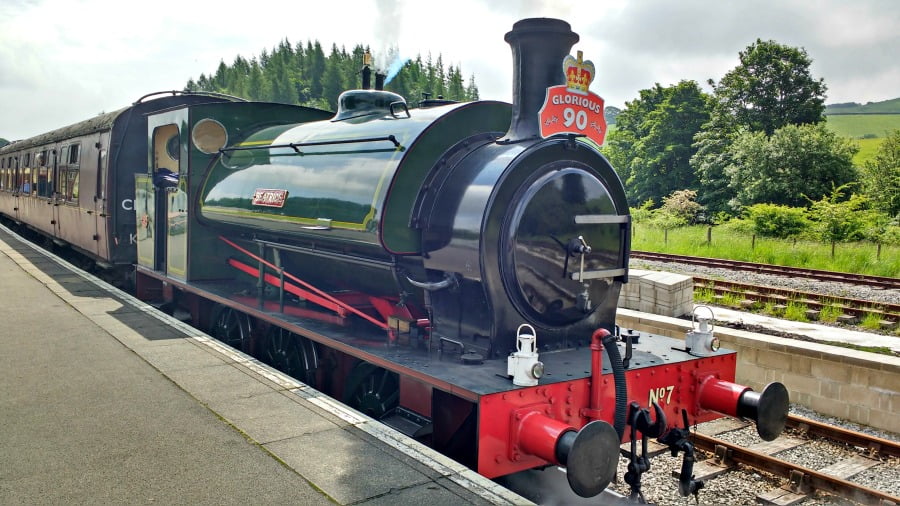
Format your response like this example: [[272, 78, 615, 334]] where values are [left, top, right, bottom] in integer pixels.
[[706, 226, 712, 245], [752, 234, 756, 249]]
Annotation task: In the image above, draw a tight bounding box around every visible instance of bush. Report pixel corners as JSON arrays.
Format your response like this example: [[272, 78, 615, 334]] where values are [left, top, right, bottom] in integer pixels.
[[744, 203, 809, 238], [629, 199, 655, 223], [661, 190, 704, 225]]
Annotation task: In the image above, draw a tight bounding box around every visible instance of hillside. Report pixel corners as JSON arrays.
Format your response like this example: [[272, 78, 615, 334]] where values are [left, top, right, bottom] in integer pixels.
[[822, 97, 899, 166], [825, 97, 900, 115]]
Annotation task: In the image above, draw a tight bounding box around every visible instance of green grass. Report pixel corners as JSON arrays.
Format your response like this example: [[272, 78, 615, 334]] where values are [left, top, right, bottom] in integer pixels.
[[853, 137, 884, 166], [783, 301, 809, 322], [818, 302, 843, 323], [860, 312, 884, 330], [824, 114, 900, 138], [694, 287, 715, 304], [822, 114, 899, 165], [720, 292, 742, 308], [631, 225, 900, 277]]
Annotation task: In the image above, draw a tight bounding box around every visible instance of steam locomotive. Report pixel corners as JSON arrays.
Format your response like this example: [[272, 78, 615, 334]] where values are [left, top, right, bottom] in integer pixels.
[[0, 18, 789, 501]]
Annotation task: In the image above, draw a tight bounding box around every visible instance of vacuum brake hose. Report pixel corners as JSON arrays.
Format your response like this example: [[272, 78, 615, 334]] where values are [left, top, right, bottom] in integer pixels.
[[603, 332, 627, 441]]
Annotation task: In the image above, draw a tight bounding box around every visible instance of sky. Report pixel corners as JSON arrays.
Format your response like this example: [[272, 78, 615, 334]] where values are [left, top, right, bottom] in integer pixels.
[[1, 0, 897, 141]]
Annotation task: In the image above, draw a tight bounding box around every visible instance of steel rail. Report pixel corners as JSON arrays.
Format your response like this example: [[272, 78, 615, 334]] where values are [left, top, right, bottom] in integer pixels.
[[631, 251, 900, 290], [786, 414, 900, 459], [690, 431, 900, 505]]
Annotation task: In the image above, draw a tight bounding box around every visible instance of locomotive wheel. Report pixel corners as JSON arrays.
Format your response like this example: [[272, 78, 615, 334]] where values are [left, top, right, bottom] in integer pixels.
[[260, 327, 319, 388], [342, 362, 399, 420], [211, 306, 252, 353]]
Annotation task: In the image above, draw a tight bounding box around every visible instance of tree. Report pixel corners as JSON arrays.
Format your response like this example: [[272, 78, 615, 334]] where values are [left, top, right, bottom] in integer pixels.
[[322, 44, 346, 110], [691, 115, 739, 214], [709, 39, 826, 136], [604, 106, 621, 125], [660, 189, 704, 225], [0, 138, 8, 147], [694, 39, 829, 214], [807, 184, 870, 256], [603, 81, 711, 206], [185, 38, 479, 111], [725, 123, 857, 208], [859, 129, 900, 218], [465, 74, 479, 101]]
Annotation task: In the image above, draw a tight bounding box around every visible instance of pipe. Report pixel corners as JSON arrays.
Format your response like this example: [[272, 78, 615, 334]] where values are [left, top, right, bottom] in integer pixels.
[[583, 328, 627, 442], [582, 328, 607, 420]]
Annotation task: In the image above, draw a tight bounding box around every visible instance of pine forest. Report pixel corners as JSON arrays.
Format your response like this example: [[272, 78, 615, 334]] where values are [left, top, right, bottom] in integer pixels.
[[185, 39, 480, 111]]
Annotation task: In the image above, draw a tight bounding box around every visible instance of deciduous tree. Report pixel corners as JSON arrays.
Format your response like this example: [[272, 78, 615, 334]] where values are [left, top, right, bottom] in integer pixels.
[[603, 81, 710, 206], [725, 123, 857, 208], [859, 129, 900, 218], [709, 39, 826, 136]]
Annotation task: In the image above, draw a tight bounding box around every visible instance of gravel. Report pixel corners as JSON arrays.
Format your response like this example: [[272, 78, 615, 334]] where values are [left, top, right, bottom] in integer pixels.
[[630, 259, 900, 307], [605, 409, 900, 506]]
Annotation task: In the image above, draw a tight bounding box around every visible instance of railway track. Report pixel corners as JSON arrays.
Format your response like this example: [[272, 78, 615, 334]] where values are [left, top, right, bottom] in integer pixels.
[[694, 276, 900, 327], [631, 251, 900, 291], [688, 415, 900, 505]]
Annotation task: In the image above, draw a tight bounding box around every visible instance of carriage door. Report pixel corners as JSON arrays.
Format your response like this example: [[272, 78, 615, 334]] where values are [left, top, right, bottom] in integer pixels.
[[142, 119, 188, 279], [92, 132, 111, 258], [51, 148, 61, 238]]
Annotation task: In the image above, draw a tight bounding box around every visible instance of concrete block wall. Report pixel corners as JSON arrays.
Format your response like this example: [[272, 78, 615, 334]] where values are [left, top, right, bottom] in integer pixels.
[[616, 308, 900, 435], [619, 269, 693, 317]]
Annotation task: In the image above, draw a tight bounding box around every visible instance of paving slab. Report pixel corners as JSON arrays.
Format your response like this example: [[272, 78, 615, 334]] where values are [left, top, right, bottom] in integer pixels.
[[0, 223, 529, 505]]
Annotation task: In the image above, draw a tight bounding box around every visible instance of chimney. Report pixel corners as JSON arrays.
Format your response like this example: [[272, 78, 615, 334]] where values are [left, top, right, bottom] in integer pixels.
[[500, 18, 579, 143], [362, 50, 372, 89], [362, 66, 372, 90], [375, 72, 386, 91]]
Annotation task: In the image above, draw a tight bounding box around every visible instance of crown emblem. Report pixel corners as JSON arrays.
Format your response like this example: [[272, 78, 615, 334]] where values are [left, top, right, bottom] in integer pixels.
[[563, 51, 594, 94]]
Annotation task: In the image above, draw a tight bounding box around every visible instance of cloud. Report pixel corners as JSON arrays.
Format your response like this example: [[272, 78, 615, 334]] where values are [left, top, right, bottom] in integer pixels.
[[1, 0, 897, 140]]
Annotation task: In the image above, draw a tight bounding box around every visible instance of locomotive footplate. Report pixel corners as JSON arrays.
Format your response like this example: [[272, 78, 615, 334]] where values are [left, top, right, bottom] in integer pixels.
[[138, 266, 737, 400]]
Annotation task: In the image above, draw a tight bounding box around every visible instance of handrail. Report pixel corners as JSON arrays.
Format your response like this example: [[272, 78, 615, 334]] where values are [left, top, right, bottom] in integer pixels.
[[219, 236, 389, 330], [220, 135, 401, 154]]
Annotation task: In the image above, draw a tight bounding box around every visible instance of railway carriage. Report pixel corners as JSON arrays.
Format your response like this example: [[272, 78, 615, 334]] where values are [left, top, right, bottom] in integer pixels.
[[0, 18, 790, 502], [0, 92, 254, 277]]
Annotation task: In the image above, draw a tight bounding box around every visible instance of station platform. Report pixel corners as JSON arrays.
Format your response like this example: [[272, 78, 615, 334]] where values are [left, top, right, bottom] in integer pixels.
[[0, 225, 529, 505]]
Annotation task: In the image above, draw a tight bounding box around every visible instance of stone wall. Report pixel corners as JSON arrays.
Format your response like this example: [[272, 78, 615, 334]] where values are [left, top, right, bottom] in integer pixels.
[[616, 308, 900, 435]]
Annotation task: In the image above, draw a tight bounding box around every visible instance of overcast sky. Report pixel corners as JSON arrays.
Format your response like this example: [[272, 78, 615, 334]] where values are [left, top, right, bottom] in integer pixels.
[[1, 0, 897, 141]]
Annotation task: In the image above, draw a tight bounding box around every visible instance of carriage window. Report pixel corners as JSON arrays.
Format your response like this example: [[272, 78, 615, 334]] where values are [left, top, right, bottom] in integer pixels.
[[38, 155, 52, 198], [69, 144, 80, 164], [59, 143, 81, 202], [21, 166, 32, 193]]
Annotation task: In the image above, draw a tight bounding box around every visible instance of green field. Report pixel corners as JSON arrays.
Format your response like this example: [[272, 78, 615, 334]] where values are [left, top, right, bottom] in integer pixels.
[[822, 113, 899, 166], [824, 114, 900, 138], [853, 137, 884, 166], [631, 225, 900, 278]]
